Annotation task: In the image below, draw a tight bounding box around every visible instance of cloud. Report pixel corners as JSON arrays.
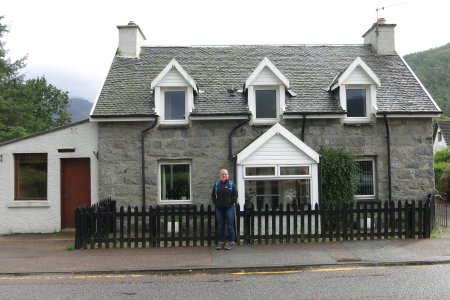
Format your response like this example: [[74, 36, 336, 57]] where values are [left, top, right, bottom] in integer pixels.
[[22, 63, 105, 102]]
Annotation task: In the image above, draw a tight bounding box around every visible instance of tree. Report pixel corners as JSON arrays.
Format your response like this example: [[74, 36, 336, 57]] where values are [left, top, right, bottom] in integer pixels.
[[0, 16, 71, 142]]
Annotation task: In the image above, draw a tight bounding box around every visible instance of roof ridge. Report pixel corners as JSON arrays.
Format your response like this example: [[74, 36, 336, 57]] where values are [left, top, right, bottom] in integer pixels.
[[140, 44, 367, 48]]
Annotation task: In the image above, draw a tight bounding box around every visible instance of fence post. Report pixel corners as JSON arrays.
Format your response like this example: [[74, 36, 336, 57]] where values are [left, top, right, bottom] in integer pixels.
[[429, 194, 436, 230], [74, 208, 82, 249], [208, 205, 213, 246], [424, 198, 432, 238]]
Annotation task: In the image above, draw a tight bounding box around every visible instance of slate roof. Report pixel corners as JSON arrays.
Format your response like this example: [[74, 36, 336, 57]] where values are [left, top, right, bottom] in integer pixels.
[[91, 44, 441, 118]]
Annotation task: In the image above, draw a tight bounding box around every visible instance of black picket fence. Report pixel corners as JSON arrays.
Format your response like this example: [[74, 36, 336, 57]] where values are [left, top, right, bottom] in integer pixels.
[[74, 199, 433, 249]]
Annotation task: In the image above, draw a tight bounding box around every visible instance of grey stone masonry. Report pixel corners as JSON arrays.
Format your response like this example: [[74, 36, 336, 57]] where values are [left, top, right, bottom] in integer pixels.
[[98, 117, 434, 207]]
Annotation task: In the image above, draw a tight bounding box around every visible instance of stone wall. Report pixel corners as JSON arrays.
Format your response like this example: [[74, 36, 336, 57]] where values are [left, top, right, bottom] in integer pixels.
[[98, 117, 434, 207]]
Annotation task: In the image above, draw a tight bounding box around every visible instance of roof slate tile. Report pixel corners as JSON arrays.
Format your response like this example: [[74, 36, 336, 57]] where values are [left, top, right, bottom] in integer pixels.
[[92, 45, 440, 118]]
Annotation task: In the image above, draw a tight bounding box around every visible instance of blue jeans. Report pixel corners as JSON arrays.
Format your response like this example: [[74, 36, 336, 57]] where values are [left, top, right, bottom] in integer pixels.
[[216, 206, 236, 243]]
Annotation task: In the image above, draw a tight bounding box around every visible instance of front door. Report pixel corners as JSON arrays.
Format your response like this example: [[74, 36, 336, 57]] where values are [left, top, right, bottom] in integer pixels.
[[61, 158, 91, 228]]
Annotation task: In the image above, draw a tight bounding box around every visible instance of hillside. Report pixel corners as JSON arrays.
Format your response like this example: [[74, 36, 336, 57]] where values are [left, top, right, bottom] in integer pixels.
[[404, 43, 450, 117], [69, 98, 92, 122]]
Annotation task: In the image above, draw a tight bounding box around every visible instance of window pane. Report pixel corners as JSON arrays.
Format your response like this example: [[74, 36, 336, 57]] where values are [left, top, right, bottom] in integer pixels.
[[346, 89, 366, 117], [160, 164, 190, 200], [357, 161, 374, 196], [245, 179, 310, 210], [245, 167, 276, 176], [280, 166, 309, 176], [255, 90, 276, 118], [165, 91, 185, 120], [16, 153, 47, 199], [256, 180, 279, 209]]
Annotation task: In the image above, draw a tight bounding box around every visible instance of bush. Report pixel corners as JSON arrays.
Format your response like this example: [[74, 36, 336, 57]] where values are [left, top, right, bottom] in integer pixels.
[[319, 148, 358, 210], [437, 164, 450, 202], [434, 147, 450, 201]]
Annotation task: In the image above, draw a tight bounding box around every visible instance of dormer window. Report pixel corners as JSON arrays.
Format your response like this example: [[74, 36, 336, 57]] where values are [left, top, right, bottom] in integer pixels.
[[255, 88, 277, 119], [163, 89, 186, 121], [329, 57, 380, 124], [245, 57, 289, 125], [151, 59, 197, 125], [346, 87, 367, 118]]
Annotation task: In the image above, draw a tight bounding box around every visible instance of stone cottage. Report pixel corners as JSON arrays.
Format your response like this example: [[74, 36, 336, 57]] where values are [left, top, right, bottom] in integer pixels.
[[90, 19, 440, 210]]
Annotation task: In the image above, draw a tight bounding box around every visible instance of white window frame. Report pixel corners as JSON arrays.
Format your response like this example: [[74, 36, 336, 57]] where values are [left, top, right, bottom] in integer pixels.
[[341, 84, 376, 124], [158, 160, 192, 205], [244, 165, 277, 178], [155, 87, 190, 125], [355, 157, 376, 200], [243, 164, 314, 209], [278, 165, 310, 178], [248, 85, 283, 125]]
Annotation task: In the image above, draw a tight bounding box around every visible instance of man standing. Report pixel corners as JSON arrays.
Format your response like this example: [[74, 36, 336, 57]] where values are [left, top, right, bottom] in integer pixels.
[[212, 169, 237, 250]]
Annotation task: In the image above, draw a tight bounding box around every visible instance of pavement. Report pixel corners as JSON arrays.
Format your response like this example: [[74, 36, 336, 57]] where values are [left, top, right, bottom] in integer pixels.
[[2, 226, 450, 276]]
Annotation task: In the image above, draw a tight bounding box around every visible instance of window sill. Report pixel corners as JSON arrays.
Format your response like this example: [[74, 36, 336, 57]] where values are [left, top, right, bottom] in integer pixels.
[[159, 122, 189, 128], [7, 200, 51, 208], [159, 200, 193, 205], [343, 119, 373, 126], [251, 119, 280, 126], [355, 197, 377, 202]]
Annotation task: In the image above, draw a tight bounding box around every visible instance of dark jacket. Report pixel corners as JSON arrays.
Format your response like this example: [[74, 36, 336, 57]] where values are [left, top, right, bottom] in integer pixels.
[[211, 180, 238, 209]]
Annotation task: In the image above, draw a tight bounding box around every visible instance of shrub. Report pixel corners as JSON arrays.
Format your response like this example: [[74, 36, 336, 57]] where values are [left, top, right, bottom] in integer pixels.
[[437, 164, 450, 202], [319, 148, 358, 211], [434, 147, 450, 201]]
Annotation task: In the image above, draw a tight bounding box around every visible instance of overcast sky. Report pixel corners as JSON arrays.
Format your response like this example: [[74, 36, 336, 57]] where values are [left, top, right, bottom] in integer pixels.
[[2, 0, 449, 102]]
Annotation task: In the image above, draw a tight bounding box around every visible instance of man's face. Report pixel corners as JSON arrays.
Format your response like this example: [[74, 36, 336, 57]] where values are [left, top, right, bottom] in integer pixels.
[[220, 171, 229, 181]]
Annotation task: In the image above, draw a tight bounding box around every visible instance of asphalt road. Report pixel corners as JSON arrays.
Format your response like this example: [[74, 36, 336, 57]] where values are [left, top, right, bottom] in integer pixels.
[[0, 264, 449, 299]]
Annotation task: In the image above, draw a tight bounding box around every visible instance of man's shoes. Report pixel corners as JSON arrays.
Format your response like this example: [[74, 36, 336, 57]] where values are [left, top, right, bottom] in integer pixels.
[[216, 242, 225, 250], [223, 242, 236, 250]]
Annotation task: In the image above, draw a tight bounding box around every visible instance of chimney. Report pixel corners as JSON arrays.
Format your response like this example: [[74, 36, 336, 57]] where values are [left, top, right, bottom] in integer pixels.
[[362, 18, 396, 55], [116, 21, 146, 58]]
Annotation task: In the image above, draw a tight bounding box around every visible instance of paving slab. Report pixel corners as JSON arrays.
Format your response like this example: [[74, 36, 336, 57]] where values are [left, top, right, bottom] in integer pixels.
[[2, 230, 450, 275]]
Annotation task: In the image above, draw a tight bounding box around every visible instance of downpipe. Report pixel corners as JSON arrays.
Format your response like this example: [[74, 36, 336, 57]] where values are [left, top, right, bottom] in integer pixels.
[[384, 113, 392, 202], [229, 117, 250, 212], [141, 115, 159, 208]]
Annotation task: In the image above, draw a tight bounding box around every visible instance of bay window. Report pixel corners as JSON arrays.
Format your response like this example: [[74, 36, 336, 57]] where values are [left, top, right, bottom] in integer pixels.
[[244, 165, 312, 210]]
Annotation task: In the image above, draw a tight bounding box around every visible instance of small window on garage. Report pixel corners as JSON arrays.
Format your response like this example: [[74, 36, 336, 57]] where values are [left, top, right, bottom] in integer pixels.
[[15, 153, 48, 200]]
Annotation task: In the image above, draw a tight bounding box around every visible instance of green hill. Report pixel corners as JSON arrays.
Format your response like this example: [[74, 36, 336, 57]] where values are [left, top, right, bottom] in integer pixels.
[[404, 43, 450, 117]]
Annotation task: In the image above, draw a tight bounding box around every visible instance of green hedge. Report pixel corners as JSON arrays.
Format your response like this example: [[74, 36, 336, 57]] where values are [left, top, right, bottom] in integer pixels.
[[319, 148, 358, 210]]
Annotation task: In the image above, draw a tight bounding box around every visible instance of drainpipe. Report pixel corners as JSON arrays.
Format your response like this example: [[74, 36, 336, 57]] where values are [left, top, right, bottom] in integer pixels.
[[229, 117, 251, 179], [383, 113, 392, 202], [301, 113, 306, 141], [141, 115, 159, 208]]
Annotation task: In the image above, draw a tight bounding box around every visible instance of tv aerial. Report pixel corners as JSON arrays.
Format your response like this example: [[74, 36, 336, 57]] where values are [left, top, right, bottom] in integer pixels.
[[376, 1, 413, 20]]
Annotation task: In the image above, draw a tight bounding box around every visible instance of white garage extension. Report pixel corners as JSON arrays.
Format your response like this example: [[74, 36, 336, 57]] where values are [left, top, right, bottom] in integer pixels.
[[0, 120, 99, 234]]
